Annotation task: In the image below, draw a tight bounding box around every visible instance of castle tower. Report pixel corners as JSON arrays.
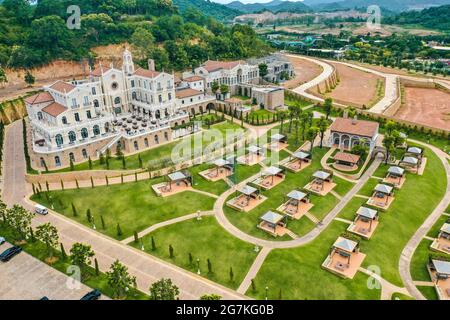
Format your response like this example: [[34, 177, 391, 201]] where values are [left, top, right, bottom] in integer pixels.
[[122, 48, 134, 75]]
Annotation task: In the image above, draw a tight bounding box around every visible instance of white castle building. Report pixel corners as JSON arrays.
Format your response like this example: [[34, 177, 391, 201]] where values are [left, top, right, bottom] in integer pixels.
[[25, 49, 217, 170]]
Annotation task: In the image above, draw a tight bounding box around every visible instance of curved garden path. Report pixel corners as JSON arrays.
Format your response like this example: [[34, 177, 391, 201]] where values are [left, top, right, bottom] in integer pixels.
[[398, 139, 450, 300]]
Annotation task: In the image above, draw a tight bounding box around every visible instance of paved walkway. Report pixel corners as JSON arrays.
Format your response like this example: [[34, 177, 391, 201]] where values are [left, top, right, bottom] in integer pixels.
[[237, 247, 272, 295], [2, 120, 247, 300], [398, 139, 450, 300], [121, 211, 214, 244], [359, 267, 411, 300]]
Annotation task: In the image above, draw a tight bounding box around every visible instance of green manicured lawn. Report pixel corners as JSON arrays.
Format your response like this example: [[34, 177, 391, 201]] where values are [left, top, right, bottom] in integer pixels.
[[224, 147, 353, 240], [333, 176, 355, 197], [45, 121, 244, 173], [31, 178, 216, 241], [359, 148, 446, 286], [391, 292, 414, 300], [248, 221, 381, 299], [233, 163, 262, 183], [189, 164, 230, 196], [427, 214, 449, 238], [357, 178, 379, 197], [410, 239, 433, 281], [284, 96, 313, 109], [130, 216, 257, 290], [337, 197, 368, 220], [0, 224, 147, 300], [417, 286, 439, 300]]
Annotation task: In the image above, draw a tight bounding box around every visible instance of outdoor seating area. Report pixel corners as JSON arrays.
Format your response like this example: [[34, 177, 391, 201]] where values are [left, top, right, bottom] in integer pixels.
[[304, 170, 336, 196], [400, 146, 427, 175], [199, 158, 233, 182], [347, 206, 379, 239], [276, 190, 314, 219], [257, 211, 289, 237], [428, 259, 450, 300], [267, 133, 289, 152], [252, 166, 285, 190], [332, 151, 360, 172], [226, 185, 267, 212], [322, 236, 366, 279], [383, 166, 406, 189], [237, 145, 266, 166], [431, 223, 450, 254], [151, 171, 193, 197], [282, 150, 311, 173], [366, 183, 395, 210]]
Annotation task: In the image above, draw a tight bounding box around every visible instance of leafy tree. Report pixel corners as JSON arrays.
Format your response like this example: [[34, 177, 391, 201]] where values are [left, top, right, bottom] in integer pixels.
[[149, 278, 180, 300], [106, 260, 137, 299], [323, 98, 333, 120], [211, 81, 219, 94], [305, 126, 319, 154], [70, 243, 95, 277], [316, 117, 329, 148], [258, 63, 268, 78], [382, 135, 395, 164], [24, 70, 35, 87], [0, 66, 7, 87], [35, 222, 59, 258], [6, 205, 34, 240]]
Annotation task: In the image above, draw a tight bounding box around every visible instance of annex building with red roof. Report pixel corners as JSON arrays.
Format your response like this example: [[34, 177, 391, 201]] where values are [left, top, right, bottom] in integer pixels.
[[328, 117, 379, 153]]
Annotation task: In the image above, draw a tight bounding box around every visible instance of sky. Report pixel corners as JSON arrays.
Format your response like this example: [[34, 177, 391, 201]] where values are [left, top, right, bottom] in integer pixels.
[[211, 0, 305, 4]]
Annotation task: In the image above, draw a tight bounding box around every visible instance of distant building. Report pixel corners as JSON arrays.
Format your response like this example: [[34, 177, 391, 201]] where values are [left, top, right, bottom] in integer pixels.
[[249, 54, 295, 83], [239, 84, 284, 111], [183, 60, 259, 95]]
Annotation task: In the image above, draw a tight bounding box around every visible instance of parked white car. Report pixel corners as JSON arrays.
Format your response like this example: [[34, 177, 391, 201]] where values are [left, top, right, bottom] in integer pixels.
[[34, 204, 48, 215]]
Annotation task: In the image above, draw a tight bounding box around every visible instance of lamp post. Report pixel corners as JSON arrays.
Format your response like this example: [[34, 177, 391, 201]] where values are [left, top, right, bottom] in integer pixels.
[[197, 258, 201, 275], [265, 286, 269, 300]]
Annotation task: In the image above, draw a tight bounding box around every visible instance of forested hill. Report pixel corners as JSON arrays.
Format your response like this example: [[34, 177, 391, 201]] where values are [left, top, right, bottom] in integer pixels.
[[173, 0, 242, 21], [0, 0, 271, 71], [384, 4, 450, 31]]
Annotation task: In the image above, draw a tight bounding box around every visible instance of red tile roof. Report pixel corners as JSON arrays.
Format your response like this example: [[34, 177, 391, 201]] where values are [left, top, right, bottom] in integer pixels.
[[133, 68, 160, 78], [175, 88, 203, 99], [334, 152, 360, 164], [91, 66, 110, 77], [184, 75, 204, 82], [201, 60, 244, 72], [24, 92, 54, 105], [50, 81, 76, 94], [330, 117, 378, 138], [41, 102, 67, 117]]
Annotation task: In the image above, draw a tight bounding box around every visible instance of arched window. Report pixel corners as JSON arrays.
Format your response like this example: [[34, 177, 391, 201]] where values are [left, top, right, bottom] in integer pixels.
[[199, 106, 203, 114], [81, 128, 88, 139], [104, 123, 110, 133], [55, 134, 64, 146], [62, 116, 67, 124], [40, 157, 45, 168], [144, 138, 149, 148], [155, 110, 160, 119], [134, 141, 139, 151], [114, 97, 121, 105], [93, 125, 100, 136], [37, 112, 43, 120], [154, 135, 159, 144], [82, 149, 88, 159], [191, 108, 195, 116], [132, 92, 137, 100], [68, 131, 76, 143], [164, 132, 169, 141], [55, 156, 61, 167], [93, 100, 99, 108], [69, 152, 75, 162]]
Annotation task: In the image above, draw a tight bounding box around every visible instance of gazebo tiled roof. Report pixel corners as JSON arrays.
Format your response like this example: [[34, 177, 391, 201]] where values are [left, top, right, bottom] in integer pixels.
[[292, 151, 310, 160], [440, 223, 450, 234], [432, 259, 450, 275], [213, 158, 230, 167], [333, 237, 358, 252], [247, 145, 261, 153], [334, 152, 360, 164], [407, 147, 422, 155], [239, 185, 257, 196], [357, 206, 378, 219], [313, 170, 330, 180], [260, 211, 284, 224], [286, 190, 307, 201], [388, 166, 405, 176], [402, 156, 419, 165], [168, 171, 187, 181], [263, 166, 282, 176], [374, 184, 393, 194], [271, 133, 285, 141]]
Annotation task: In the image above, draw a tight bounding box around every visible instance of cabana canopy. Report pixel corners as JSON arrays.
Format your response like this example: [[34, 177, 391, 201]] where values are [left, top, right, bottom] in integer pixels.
[[260, 211, 284, 224], [168, 171, 187, 181], [292, 151, 311, 160], [357, 206, 378, 219], [213, 158, 230, 167], [407, 147, 422, 155], [239, 185, 258, 196], [313, 170, 331, 180], [388, 166, 405, 176], [333, 237, 358, 253], [263, 166, 283, 176], [247, 145, 261, 153], [374, 184, 393, 195], [402, 156, 419, 165], [271, 133, 286, 141], [334, 152, 360, 164], [432, 259, 450, 276], [286, 190, 307, 201], [440, 223, 450, 234]]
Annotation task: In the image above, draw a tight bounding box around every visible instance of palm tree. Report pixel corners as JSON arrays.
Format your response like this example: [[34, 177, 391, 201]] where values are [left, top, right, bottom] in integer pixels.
[[306, 126, 319, 155], [382, 135, 395, 164], [316, 117, 329, 148]]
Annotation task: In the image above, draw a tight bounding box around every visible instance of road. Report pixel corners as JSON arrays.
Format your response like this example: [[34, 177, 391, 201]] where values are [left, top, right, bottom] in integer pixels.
[[1, 120, 247, 300]]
